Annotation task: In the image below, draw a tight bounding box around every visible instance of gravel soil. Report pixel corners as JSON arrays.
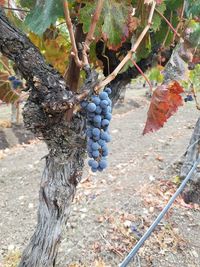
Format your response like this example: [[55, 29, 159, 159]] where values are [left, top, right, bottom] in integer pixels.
[[0, 88, 200, 267]]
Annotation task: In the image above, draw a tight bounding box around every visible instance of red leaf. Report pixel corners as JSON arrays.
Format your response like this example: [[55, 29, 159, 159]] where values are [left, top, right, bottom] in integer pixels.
[[0, 0, 5, 6], [143, 81, 184, 135], [192, 56, 200, 64]]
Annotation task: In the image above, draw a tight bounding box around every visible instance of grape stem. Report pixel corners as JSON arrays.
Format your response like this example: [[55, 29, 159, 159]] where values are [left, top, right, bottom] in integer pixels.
[[95, 0, 157, 92], [130, 58, 153, 93]]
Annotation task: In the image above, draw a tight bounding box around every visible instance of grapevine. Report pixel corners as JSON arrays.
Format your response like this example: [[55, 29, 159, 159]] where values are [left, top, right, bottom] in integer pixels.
[[81, 87, 112, 172]]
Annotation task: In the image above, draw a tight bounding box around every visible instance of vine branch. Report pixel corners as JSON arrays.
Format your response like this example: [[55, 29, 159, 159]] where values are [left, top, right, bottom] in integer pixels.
[[63, 0, 104, 68], [63, 0, 82, 68], [95, 0, 156, 91], [85, 0, 104, 48]]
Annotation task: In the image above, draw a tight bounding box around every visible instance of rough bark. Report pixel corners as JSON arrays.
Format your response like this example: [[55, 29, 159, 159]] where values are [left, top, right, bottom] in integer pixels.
[[19, 148, 86, 267], [0, 9, 89, 267]]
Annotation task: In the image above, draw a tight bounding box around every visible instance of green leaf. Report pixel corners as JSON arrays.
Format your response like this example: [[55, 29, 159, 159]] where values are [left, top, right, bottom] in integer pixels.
[[148, 67, 164, 83], [151, 2, 166, 32], [19, 0, 36, 9], [165, 0, 184, 11], [79, 2, 95, 33], [154, 11, 178, 46], [186, 0, 200, 18], [135, 33, 151, 61], [79, 0, 131, 50], [79, 1, 103, 38], [102, 0, 130, 50], [25, 0, 64, 35]]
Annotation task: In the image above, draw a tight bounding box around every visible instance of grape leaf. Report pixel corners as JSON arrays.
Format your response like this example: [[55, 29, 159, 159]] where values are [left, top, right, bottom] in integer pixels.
[[143, 81, 184, 134], [0, 0, 5, 6], [151, 2, 166, 32], [29, 30, 71, 74], [19, 0, 36, 9], [79, 0, 132, 50], [102, 0, 130, 50], [165, 0, 184, 11], [79, 1, 103, 39], [186, 0, 200, 18], [24, 0, 64, 35], [148, 66, 164, 83]]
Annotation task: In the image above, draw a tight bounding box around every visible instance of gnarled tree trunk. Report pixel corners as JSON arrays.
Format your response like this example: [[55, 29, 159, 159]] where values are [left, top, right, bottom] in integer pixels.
[[19, 151, 85, 267], [0, 9, 88, 266]]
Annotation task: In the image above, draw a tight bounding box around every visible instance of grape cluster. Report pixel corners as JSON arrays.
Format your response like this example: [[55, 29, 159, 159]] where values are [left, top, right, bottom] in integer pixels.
[[8, 76, 22, 89], [184, 94, 193, 102], [81, 87, 112, 172]]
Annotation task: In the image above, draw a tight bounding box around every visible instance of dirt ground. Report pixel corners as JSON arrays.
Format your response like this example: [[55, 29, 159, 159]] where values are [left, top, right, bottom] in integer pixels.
[[0, 87, 200, 267]]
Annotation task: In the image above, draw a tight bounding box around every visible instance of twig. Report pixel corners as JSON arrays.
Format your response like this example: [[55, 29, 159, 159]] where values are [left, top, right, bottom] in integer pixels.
[[130, 58, 153, 93], [0, 6, 29, 12], [63, 0, 82, 67], [85, 0, 104, 48], [0, 56, 12, 75], [155, 8, 181, 39], [161, 11, 173, 48], [63, 0, 104, 68], [95, 0, 156, 92], [172, 0, 185, 43], [81, 0, 104, 66]]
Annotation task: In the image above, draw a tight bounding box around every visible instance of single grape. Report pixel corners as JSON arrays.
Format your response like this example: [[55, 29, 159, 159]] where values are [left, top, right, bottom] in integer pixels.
[[87, 103, 96, 112], [102, 119, 109, 127], [100, 100, 109, 108], [8, 76, 16, 81], [88, 159, 94, 167], [98, 139, 106, 147], [92, 128, 100, 136], [99, 159, 107, 169], [107, 99, 112, 106], [81, 100, 88, 108], [104, 87, 112, 95], [99, 91, 108, 100], [102, 150, 108, 157], [100, 131, 108, 140], [88, 138, 93, 146], [95, 106, 102, 114], [86, 129, 93, 138], [92, 142, 100, 150], [105, 112, 112, 120], [91, 160, 99, 169], [97, 166, 104, 172], [91, 167, 98, 173], [92, 150, 99, 158], [88, 152, 93, 158], [93, 135, 100, 141], [93, 115, 102, 124], [105, 134, 111, 143], [91, 95, 101, 105]]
